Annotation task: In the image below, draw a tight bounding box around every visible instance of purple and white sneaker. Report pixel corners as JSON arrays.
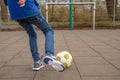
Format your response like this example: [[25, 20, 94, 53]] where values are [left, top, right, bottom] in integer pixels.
[[43, 55, 65, 72]]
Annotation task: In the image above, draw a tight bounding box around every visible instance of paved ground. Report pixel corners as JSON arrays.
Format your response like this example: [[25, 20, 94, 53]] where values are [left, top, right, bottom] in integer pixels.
[[0, 30, 120, 80]]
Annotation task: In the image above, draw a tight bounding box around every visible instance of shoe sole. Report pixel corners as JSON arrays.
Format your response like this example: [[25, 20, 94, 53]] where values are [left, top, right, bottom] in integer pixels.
[[32, 64, 45, 71], [43, 56, 65, 72]]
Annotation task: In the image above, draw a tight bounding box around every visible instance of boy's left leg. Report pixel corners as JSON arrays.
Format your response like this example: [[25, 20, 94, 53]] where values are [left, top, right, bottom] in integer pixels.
[[17, 19, 45, 71]]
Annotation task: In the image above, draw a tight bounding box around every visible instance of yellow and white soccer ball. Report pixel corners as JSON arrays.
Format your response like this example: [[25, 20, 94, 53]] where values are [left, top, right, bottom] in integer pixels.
[[56, 51, 73, 68]]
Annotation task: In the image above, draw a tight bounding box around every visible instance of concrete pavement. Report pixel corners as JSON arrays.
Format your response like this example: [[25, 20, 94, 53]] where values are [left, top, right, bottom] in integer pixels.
[[0, 30, 120, 80]]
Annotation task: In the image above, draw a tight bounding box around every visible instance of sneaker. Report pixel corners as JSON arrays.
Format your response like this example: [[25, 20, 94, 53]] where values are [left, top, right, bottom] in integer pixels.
[[43, 55, 65, 72], [32, 60, 45, 71]]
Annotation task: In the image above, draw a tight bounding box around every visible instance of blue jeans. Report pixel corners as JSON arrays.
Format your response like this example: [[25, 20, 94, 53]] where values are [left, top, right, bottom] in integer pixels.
[[17, 13, 54, 62]]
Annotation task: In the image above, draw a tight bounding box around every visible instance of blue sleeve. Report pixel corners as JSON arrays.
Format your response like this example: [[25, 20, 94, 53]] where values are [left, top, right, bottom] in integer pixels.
[[4, 0, 8, 5], [34, 0, 40, 8]]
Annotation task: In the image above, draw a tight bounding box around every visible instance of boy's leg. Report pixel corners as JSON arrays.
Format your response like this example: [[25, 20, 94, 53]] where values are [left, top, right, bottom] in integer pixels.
[[27, 14, 54, 55], [17, 20, 45, 71]]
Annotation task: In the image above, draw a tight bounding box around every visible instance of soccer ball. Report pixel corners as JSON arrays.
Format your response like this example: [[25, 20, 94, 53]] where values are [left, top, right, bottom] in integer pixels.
[[56, 51, 73, 68]]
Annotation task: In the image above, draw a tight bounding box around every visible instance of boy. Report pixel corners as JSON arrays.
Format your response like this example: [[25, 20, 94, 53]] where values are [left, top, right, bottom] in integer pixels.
[[3, 0, 65, 72]]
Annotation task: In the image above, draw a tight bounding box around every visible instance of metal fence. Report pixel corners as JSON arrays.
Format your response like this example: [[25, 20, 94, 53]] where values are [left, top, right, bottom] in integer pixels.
[[0, 0, 120, 30]]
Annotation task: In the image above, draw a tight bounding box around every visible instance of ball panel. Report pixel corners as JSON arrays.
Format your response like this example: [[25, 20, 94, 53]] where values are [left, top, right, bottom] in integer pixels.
[[63, 63, 68, 67], [64, 54, 69, 59], [56, 56, 61, 61]]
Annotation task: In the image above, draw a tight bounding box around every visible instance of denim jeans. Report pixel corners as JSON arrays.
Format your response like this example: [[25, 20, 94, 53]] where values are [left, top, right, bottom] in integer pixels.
[[17, 13, 54, 62]]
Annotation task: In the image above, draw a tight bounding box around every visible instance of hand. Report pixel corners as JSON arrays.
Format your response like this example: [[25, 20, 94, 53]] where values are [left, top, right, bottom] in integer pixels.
[[18, 0, 26, 7]]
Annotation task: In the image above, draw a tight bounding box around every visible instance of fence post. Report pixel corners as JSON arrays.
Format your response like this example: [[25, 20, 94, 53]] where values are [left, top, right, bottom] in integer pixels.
[[69, 0, 73, 30], [0, 1, 1, 30], [113, 0, 116, 27], [93, 2, 96, 31], [46, 3, 48, 22]]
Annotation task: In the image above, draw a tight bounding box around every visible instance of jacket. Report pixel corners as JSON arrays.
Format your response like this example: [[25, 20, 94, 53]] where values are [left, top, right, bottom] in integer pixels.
[[4, 0, 40, 20]]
